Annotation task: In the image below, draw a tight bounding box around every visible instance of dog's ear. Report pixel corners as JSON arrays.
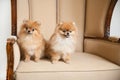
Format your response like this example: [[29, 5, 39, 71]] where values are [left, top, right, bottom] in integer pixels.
[[59, 22, 63, 25], [57, 22, 63, 26], [72, 22, 76, 25], [22, 20, 29, 28], [34, 21, 41, 26], [71, 22, 77, 28]]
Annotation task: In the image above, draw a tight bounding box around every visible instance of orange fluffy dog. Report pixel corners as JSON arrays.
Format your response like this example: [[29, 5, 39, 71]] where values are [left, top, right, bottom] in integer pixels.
[[18, 20, 45, 62], [45, 22, 77, 64]]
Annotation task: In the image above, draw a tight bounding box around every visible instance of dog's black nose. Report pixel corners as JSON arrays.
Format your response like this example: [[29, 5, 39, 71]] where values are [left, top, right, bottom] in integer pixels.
[[67, 33, 69, 35], [28, 30, 30, 33]]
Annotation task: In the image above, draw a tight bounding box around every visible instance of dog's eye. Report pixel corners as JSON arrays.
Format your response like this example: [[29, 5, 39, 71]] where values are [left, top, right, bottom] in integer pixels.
[[69, 31, 72, 33], [63, 30, 66, 32], [26, 27, 28, 30], [32, 29, 34, 31]]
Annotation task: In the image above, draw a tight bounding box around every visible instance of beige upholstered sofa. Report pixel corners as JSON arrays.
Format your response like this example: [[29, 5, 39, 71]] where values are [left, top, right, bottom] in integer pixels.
[[6, 0, 120, 80]]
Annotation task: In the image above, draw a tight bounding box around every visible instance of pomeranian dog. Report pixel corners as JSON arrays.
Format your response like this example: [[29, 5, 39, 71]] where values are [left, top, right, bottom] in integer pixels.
[[45, 22, 77, 64], [18, 20, 45, 62]]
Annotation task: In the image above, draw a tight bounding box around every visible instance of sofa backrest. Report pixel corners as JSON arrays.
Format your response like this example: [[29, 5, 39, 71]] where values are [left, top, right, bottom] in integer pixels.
[[17, 0, 85, 52], [17, 0, 111, 52]]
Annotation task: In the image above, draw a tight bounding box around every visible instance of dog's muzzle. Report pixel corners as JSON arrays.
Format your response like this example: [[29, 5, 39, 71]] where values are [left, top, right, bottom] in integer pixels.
[[27, 30, 32, 34], [64, 33, 70, 38]]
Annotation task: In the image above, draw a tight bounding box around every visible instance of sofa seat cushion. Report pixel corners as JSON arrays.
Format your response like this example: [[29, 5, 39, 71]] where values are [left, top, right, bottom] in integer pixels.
[[15, 52, 120, 80]]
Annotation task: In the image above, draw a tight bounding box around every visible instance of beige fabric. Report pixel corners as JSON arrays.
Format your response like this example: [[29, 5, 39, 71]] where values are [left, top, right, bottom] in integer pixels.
[[85, 0, 111, 37], [84, 39, 120, 65], [16, 70, 120, 80], [17, 0, 29, 34], [15, 52, 120, 80], [28, 0, 56, 40], [13, 42, 20, 71], [59, 0, 85, 52]]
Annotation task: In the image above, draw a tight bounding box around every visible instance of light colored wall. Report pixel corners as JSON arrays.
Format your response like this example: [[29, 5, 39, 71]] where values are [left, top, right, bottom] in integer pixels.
[[110, 0, 120, 38], [0, 0, 11, 80]]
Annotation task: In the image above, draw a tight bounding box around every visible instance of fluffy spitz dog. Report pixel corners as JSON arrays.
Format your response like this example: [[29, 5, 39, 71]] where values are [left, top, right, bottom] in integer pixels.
[[18, 20, 45, 62], [45, 22, 77, 64]]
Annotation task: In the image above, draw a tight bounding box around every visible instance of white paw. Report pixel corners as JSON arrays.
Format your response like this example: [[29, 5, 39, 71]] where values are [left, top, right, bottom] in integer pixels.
[[34, 58, 40, 62], [64, 60, 70, 64], [24, 59, 30, 62], [52, 60, 58, 64]]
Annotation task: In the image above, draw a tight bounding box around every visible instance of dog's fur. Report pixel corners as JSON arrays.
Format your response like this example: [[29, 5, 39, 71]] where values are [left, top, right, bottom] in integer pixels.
[[45, 22, 77, 64], [18, 20, 45, 62]]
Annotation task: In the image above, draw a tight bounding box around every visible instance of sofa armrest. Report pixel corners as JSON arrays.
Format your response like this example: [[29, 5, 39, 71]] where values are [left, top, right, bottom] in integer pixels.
[[6, 36, 20, 80], [6, 37, 15, 80], [84, 38, 120, 66]]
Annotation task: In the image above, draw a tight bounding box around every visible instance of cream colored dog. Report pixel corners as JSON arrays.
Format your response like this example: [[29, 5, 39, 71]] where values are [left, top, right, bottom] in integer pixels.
[[45, 22, 77, 64], [18, 20, 45, 62]]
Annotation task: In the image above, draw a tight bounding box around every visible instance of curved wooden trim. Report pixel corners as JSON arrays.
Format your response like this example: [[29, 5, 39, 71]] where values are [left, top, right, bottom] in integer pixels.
[[11, 0, 17, 36], [104, 0, 118, 38], [6, 38, 15, 80]]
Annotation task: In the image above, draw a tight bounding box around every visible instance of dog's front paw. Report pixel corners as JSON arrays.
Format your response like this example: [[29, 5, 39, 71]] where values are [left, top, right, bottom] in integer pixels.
[[24, 58, 30, 62], [34, 58, 40, 62], [64, 60, 70, 64], [63, 58, 70, 64], [51, 60, 58, 64]]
